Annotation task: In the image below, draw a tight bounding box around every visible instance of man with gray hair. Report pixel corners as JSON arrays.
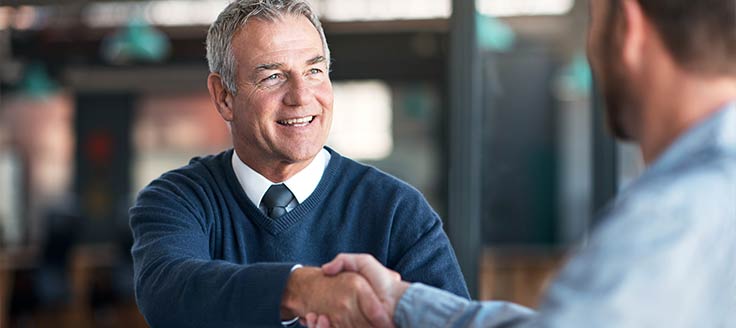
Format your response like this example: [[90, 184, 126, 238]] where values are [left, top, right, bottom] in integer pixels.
[[129, 0, 468, 327]]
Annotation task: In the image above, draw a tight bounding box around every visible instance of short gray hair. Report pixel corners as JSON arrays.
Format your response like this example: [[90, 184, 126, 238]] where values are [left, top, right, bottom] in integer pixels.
[[206, 0, 330, 95]]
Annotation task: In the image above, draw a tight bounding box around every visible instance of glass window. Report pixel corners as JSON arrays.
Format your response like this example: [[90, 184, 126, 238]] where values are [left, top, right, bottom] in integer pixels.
[[328, 80, 393, 161], [477, 0, 575, 17], [132, 91, 231, 194]]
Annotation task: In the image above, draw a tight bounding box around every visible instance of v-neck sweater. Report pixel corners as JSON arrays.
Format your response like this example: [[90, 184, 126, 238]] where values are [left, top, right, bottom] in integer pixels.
[[130, 147, 469, 327]]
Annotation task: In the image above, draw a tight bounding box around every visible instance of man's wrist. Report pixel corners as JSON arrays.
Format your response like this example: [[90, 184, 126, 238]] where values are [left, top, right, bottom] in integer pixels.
[[389, 281, 411, 312], [280, 266, 321, 320], [280, 265, 304, 325]]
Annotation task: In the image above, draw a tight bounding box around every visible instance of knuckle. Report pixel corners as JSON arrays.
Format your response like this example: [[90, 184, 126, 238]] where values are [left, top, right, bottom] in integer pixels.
[[336, 296, 352, 310], [365, 304, 382, 320], [344, 273, 362, 286]]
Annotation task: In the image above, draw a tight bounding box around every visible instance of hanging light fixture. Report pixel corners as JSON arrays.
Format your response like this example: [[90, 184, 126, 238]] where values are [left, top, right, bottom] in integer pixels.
[[101, 16, 171, 65], [19, 62, 58, 98]]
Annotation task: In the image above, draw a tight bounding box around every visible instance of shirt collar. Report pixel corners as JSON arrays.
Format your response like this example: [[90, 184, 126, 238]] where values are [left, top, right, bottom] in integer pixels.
[[646, 101, 736, 177], [231, 148, 331, 207]]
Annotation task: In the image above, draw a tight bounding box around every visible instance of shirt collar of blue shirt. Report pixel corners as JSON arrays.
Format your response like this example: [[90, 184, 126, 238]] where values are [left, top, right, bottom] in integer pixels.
[[645, 101, 736, 177]]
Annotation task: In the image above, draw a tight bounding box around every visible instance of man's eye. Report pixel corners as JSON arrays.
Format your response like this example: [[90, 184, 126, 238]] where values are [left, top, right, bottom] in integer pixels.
[[309, 68, 322, 75], [259, 73, 284, 86]]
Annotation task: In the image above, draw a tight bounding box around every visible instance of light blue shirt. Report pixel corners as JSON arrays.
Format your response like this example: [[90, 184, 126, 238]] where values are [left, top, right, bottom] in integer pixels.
[[395, 102, 736, 328]]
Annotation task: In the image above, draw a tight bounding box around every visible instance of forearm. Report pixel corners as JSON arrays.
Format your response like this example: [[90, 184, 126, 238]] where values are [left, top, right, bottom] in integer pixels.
[[130, 202, 297, 326], [394, 283, 535, 328], [135, 256, 296, 327]]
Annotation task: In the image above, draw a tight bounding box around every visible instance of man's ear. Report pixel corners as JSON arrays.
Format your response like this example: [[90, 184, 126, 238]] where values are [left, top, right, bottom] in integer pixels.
[[207, 73, 235, 122], [619, 0, 646, 72]]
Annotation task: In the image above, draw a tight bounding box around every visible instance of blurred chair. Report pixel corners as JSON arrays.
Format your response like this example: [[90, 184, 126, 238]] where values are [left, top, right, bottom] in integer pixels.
[[9, 201, 81, 327]]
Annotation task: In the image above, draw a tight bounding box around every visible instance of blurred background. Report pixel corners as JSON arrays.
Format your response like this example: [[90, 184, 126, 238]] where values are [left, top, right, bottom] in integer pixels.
[[0, 0, 644, 327]]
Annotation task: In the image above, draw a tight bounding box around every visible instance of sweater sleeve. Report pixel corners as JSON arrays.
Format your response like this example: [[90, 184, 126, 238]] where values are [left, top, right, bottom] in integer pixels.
[[129, 175, 296, 327], [388, 189, 471, 299]]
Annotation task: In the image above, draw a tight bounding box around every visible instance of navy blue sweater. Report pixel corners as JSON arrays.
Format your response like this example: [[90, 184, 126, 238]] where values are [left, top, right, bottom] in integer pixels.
[[130, 148, 469, 327]]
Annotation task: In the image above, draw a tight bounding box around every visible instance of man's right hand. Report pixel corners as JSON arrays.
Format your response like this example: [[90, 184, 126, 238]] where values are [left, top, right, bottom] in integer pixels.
[[280, 266, 392, 327], [321, 254, 411, 323]]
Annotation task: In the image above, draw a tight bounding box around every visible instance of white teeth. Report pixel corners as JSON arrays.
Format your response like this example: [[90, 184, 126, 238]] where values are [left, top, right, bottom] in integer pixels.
[[279, 116, 314, 126]]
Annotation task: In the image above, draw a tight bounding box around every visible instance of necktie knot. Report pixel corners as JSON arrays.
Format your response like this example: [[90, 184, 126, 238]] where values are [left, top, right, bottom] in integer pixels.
[[262, 184, 294, 219]]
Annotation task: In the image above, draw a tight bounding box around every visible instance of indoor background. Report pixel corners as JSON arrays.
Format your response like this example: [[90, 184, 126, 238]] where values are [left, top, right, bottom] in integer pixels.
[[0, 0, 643, 326]]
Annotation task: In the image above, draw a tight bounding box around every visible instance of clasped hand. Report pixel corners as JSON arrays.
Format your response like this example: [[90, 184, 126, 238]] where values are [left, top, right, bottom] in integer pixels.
[[282, 254, 410, 328]]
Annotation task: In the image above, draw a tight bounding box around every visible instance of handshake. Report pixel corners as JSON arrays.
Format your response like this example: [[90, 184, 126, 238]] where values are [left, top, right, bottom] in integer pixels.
[[280, 254, 411, 328]]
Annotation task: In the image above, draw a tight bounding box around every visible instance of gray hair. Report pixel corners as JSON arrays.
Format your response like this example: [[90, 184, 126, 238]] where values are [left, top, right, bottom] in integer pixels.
[[206, 0, 330, 95]]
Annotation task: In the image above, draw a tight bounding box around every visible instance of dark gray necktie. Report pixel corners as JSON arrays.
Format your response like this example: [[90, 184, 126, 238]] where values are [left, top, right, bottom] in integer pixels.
[[261, 184, 295, 219]]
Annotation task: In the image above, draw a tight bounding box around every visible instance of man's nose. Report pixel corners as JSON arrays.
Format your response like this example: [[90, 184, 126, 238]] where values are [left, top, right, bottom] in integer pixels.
[[283, 77, 312, 106]]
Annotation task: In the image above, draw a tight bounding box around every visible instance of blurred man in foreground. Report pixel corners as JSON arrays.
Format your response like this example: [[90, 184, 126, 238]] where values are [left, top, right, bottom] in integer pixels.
[[308, 0, 736, 326]]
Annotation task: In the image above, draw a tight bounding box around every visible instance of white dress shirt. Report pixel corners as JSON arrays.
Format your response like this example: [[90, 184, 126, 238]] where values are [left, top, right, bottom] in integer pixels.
[[231, 148, 331, 212]]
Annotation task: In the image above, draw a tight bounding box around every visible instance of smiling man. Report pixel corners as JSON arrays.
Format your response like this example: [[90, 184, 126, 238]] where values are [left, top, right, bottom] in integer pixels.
[[128, 1, 468, 327]]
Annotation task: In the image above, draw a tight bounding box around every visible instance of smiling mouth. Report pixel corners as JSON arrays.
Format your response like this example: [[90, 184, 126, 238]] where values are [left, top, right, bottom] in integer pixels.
[[277, 116, 315, 127]]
